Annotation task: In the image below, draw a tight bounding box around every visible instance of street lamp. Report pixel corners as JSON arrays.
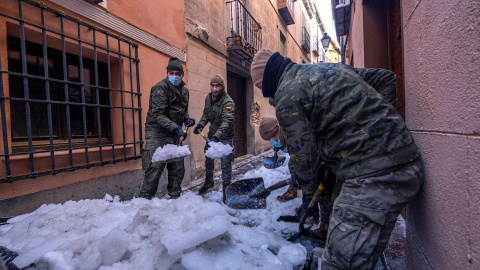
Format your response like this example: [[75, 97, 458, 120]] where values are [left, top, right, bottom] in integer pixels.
[[321, 32, 331, 52]]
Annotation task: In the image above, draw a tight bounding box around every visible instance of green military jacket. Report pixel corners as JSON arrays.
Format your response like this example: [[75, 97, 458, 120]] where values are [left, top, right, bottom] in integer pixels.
[[274, 63, 421, 181], [198, 92, 235, 140], [145, 77, 190, 135]]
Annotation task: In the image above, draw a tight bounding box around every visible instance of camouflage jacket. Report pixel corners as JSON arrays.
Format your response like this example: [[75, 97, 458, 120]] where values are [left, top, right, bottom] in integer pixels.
[[198, 92, 235, 140], [354, 67, 398, 109], [274, 63, 421, 181], [144, 78, 190, 136]]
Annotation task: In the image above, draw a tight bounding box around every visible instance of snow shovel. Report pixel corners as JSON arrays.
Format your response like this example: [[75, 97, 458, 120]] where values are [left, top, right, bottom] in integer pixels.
[[0, 246, 19, 270], [199, 132, 211, 143], [199, 132, 232, 159], [264, 147, 286, 169], [159, 126, 191, 163], [225, 178, 289, 209]]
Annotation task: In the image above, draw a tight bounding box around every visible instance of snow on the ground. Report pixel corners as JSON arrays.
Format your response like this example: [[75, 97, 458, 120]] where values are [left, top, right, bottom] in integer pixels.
[[205, 142, 233, 159], [152, 144, 191, 162], [0, 153, 310, 270]]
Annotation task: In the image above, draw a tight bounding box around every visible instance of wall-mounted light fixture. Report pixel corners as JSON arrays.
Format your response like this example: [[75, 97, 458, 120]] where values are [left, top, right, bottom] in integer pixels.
[[321, 32, 331, 52]]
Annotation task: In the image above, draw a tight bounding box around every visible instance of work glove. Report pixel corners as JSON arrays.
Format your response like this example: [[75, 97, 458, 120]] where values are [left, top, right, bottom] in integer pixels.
[[211, 136, 219, 142], [288, 171, 312, 189], [193, 124, 204, 134], [185, 118, 196, 128], [173, 126, 188, 140]]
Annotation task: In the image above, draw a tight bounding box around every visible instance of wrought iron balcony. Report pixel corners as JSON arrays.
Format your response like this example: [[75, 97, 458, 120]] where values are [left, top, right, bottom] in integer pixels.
[[312, 36, 319, 55], [301, 27, 310, 53], [333, 0, 351, 36], [278, 0, 295, 25], [226, 0, 262, 63]]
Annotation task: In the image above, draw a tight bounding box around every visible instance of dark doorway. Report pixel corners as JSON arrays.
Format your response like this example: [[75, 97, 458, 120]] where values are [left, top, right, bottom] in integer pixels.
[[387, 0, 404, 117], [227, 72, 247, 157], [363, 0, 404, 117]]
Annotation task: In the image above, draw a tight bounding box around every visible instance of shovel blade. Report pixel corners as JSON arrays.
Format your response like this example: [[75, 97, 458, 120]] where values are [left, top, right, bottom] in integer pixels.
[[225, 177, 268, 209], [158, 155, 187, 163], [264, 155, 286, 169]]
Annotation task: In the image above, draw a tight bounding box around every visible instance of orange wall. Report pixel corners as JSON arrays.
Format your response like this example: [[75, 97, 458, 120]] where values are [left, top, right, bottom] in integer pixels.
[[106, 0, 186, 52], [0, 0, 186, 200]]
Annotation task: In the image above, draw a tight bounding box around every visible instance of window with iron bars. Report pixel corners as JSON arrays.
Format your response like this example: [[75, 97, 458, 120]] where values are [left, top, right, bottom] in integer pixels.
[[301, 27, 310, 53], [0, 0, 143, 182]]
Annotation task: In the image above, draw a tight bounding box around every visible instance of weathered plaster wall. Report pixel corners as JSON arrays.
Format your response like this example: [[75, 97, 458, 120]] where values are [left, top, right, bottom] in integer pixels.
[[183, 38, 227, 182], [402, 0, 480, 269]]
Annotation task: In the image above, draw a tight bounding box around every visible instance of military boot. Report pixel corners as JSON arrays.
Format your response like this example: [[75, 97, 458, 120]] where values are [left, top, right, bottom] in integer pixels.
[[277, 184, 298, 202], [222, 181, 230, 203], [306, 216, 329, 243], [199, 173, 214, 194]]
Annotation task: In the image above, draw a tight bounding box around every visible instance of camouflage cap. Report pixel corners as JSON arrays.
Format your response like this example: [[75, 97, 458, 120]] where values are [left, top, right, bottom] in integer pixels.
[[251, 48, 274, 87]]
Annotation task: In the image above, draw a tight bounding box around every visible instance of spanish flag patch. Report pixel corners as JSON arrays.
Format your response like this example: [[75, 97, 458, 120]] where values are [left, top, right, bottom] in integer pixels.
[[226, 106, 232, 110]]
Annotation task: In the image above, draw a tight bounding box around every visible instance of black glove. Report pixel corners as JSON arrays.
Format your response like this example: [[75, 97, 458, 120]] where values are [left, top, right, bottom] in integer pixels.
[[173, 126, 187, 140], [211, 136, 219, 142], [185, 118, 196, 128], [193, 124, 204, 134]]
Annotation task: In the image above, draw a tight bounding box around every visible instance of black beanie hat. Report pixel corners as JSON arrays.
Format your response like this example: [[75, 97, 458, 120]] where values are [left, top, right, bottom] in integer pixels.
[[167, 57, 184, 74]]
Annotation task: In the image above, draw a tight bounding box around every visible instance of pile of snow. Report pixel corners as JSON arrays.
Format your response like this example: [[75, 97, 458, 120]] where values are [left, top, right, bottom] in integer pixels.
[[205, 141, 233, 159], [0, 189, 307, 270], [152, 144, 191, 162]]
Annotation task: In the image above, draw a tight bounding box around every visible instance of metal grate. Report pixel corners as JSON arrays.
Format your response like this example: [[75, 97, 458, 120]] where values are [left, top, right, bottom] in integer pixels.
[[301, 27, 310, 53], [0, 0, 143, 182]]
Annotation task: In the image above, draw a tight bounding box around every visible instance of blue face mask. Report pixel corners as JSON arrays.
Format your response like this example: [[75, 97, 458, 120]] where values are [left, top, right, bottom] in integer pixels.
[[270, 139, 283, 148], [212, 88, 219, 92], [168, 75, 182, 86]]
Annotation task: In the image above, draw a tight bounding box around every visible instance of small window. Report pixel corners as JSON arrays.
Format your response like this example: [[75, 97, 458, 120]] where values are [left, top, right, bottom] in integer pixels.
[[279, 31, 286, 56]]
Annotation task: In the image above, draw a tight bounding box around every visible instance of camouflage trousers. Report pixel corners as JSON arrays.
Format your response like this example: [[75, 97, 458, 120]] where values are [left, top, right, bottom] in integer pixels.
[[321, 158, 424, 269], [205, 139, 234, 183], [139, 131, 185, 199]]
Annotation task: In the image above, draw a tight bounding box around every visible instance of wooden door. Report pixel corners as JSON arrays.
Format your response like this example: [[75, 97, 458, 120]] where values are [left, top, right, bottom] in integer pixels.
[[227, 72, 247, 157]]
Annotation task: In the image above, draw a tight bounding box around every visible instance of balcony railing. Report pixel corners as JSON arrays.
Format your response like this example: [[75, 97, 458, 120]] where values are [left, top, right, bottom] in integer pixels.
[[312, 36, 319, 55], [226, 0, 262, 62], [278, 0, 295, 25], [301, 27, 310, 53]]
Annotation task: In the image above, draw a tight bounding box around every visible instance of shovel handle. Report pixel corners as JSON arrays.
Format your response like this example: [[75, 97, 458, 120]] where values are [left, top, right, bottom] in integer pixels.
[[267, 179, 289, 192], [297, 167, 330, 231], [200, 132, 211, 143], [250, 179, 289, 198], [178, 126, 190, 146]]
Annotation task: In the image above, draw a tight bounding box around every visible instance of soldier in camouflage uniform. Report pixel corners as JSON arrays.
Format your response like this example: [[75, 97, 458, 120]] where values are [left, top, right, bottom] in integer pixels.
[[259, 116, 335, 240], [251, 49, 424, 269], [139, 57, 196, 199], [194, 74, 235, 203]]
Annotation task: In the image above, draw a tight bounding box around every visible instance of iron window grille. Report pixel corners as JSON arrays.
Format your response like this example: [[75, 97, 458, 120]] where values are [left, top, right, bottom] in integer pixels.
[[0, 0, 143, 182], [301, 27, 310, 53]]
